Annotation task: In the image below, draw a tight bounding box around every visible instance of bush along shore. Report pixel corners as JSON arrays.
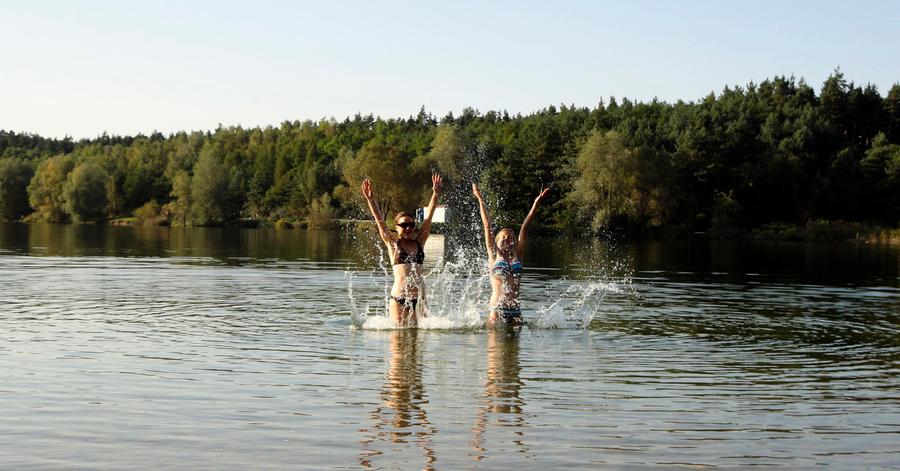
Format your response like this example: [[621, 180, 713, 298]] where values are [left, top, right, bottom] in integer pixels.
[[1, 71, 898, 241]]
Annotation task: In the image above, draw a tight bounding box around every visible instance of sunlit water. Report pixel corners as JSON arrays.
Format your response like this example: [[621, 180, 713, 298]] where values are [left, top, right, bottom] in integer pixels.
[[1, 223, 898, 469]]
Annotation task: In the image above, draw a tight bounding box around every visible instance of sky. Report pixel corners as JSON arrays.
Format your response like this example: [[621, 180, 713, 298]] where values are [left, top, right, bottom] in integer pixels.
[[1, 0, 898, 139]]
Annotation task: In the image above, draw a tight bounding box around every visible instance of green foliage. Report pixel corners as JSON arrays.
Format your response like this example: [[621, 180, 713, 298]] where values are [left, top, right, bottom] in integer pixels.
[[0, 130, 74, 160], [569, 130, 674, 231], [63, 162, 109, 223], [133, 199, 165, 226], [167, 171, 192, 227], [190, 144, 231, 226], [27, 155, 74, 222], [340, 135, 426, 218], [0, 158, 35, 221], [307, 193, 335, 229], [710, 191, 744, 238], [273, 218, 293, 230], [5, 72, 900, 234], [569, 130, 631, 229], [416, 124, 466, 181], [861, 132, 900, 223]]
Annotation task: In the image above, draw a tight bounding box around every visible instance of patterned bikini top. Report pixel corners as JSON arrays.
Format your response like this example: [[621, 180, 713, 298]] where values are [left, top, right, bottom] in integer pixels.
[[492, 256, 523, 278]]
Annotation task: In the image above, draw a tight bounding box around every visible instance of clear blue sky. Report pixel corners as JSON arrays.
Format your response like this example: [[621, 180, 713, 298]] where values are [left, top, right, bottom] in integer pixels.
[[2, 0, 898, 138]]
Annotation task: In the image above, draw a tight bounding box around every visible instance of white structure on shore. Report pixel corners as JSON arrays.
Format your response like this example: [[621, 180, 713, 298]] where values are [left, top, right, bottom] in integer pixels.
[[416, 205, 447, 224]]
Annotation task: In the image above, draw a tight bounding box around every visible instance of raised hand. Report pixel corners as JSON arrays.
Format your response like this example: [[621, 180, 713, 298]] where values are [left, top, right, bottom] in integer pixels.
[[472, 182, 483, 200], [432, 174, 443, 195], [533, 187, 551, 206], [361, 178, 373, 200]]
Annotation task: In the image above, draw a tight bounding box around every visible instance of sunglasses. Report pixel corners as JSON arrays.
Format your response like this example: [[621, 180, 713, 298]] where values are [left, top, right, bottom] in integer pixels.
[[397, 222, 416, 229]]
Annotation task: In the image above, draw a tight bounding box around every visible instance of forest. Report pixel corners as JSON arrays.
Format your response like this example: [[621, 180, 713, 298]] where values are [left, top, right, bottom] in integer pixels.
[[1, 71, 898, 238]]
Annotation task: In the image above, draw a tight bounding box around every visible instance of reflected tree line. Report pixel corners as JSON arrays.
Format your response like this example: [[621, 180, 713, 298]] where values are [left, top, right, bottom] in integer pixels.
[[1, 71, 898, 236], [0, 222, 364, 263]]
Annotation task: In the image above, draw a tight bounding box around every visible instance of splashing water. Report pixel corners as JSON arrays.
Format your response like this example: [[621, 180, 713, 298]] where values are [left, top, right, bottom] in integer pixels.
[[347, 244, 486, 330], [530, 281, 624, 329], [347, 143, 632, 330], [347, 240, 629, 331], [417, 247, 490, 328], [345, 270, 375, 328]]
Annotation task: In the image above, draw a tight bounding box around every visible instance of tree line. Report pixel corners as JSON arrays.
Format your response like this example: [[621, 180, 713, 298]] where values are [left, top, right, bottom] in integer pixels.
[[1, 71, 898, 236]]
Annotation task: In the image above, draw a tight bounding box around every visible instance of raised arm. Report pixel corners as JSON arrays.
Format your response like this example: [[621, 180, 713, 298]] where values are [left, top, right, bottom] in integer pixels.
[[472, 183, 495, 261], [517, 187, 550, 260], [361, 178, 392, 245], [416, 174, 442, 244]]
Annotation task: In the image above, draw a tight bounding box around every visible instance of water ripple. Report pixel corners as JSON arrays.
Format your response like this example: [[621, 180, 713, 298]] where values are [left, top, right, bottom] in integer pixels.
[[0, 253, 898, 469]]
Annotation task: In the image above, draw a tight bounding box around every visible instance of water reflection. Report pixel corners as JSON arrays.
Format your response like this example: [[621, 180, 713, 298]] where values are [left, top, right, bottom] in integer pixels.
[[0, 222, 370, 266], [1, 222, 898, 468], [470, 329, 528, 462], [359, 329, 437, 469], [2, 223, 898, 286], [626, 238, 900, 286]]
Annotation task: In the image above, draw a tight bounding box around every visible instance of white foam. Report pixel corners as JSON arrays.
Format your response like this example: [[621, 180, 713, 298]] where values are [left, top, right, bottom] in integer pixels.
[[347, 231, 631, 332], [531, 281, 622, 329], [359, 315, 397, 330]]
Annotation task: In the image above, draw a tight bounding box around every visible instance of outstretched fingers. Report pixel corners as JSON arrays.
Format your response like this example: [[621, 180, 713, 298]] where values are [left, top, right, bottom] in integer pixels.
[[432, 174, 443, 194], [361, 178, 373, 199], [535, 186, 551, 204]]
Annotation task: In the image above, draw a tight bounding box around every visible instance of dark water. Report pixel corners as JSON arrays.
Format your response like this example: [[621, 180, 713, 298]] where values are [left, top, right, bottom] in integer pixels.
[[1, 223, 898, 469]]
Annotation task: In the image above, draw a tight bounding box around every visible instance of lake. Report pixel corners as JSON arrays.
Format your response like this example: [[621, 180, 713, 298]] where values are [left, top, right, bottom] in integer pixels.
[[1, 223, 898, 469]]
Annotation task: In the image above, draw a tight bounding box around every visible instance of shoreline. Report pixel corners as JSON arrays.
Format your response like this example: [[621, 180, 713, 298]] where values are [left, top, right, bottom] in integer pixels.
[[23, 217, 900, 245]]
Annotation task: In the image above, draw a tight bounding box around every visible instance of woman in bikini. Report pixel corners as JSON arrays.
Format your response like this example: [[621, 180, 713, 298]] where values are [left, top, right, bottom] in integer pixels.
[[361, 174, 443, 326], [472, 183, 550, 326]]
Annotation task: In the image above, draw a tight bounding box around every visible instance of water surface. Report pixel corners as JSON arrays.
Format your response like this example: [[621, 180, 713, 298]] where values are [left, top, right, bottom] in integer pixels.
[[1, 223, 898, 469]]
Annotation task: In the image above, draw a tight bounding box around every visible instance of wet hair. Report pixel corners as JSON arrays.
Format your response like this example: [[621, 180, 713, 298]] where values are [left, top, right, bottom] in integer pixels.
[[394, 212, 415, 225]]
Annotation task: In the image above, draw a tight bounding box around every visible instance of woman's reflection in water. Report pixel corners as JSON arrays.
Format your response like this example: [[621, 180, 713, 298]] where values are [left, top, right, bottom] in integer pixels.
[[359, 329, 437, 470], [470, 328, 529, 462]]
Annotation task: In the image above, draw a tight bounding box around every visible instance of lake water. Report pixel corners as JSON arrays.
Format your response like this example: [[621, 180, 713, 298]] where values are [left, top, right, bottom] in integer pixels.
[[1, 223, 898, 469]]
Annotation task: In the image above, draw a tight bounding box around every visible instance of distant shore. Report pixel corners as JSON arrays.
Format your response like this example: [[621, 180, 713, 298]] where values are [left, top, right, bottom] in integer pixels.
[[98, 217, 900, 244], [4, 73, 899, 242]]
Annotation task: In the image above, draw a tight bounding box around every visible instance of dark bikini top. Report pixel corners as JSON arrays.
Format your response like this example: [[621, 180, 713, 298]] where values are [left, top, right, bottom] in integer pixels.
[[393, 239, 425, 265]]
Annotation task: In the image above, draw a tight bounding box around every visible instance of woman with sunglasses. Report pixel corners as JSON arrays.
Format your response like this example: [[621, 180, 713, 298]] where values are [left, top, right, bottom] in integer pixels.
[[361, 174, 443, 326], [472, 183, 550, 326]]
